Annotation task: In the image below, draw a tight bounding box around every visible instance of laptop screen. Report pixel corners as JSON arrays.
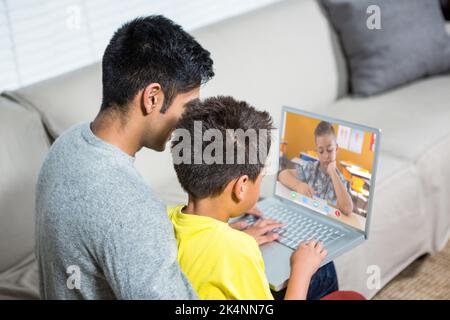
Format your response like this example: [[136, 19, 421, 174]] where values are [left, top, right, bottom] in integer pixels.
[[275, 108, 380, 232]]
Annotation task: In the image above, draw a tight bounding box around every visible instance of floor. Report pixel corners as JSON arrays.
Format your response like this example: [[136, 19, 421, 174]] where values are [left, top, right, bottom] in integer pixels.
[[373, 239, 450, 300]]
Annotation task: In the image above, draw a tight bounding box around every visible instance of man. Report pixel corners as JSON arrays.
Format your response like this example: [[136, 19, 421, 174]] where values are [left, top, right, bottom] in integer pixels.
[[36, 15, 280, 299], [36, 15, 337, 300]]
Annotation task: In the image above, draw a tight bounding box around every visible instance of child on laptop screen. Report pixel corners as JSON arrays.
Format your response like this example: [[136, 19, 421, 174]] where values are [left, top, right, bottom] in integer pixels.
[[278, 121, 353, 215], [168, 96, 329, 299]]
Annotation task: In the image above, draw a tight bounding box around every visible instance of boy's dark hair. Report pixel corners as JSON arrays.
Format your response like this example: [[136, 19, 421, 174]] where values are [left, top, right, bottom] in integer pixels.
[[101, 15, 214, 113], [172, 96, 273, 199], [314, 121, 336, 139]]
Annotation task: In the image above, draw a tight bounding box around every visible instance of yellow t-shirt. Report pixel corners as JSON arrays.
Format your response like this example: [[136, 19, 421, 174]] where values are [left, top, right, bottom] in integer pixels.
[[167, 205, 273, 300]]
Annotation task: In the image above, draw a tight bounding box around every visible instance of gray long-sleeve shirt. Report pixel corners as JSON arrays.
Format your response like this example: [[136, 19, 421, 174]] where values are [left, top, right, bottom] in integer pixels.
[[35, 122, 197, 299]]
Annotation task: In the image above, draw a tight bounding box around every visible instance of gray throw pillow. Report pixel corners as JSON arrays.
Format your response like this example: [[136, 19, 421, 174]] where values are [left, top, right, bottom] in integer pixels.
[[321, 0, 450, 96]]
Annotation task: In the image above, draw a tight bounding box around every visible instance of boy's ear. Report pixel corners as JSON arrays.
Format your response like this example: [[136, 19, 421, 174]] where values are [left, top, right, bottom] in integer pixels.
[[232, 175, 249, 202], [142, 83, 163, 115]]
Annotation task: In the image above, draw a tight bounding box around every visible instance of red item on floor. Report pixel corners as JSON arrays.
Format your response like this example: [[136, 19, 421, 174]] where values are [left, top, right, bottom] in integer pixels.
[[320, 291, 366, 300]]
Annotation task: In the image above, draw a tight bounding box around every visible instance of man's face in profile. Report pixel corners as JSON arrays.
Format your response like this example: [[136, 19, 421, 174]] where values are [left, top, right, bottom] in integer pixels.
[[146, 87, 200, 152]]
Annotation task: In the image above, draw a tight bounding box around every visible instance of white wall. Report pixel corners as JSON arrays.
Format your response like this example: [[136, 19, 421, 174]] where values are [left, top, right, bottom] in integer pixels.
[[0, 0, 281, 92]]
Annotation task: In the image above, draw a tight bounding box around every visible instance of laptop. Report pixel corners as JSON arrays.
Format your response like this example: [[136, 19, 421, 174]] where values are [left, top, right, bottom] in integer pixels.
[[240, 106, 381, 291]]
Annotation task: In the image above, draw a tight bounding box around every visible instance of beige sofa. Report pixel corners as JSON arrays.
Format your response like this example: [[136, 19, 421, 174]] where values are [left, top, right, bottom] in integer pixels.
[[1, 0, 449, 299]]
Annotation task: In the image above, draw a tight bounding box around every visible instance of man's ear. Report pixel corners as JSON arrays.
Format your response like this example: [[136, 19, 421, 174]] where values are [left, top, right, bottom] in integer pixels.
[[142, 83, 163, 115], [232, 175, 249, 202]]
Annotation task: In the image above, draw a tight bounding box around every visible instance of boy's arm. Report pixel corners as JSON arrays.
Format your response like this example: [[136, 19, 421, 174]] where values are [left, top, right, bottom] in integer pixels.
[[284, 240, 327, 300], [284, 269, 312, 300], [327, 162, 353, 215], [278, 169, 314, 197]]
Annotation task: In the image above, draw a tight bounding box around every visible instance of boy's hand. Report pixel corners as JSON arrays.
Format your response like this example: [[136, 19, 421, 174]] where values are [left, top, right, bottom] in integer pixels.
[[241, 219, 285, 245], [326, 161, 337, 176], [228, 205, 263, 230], [290, 240, 327, 279], [295, 183, 314, 198], [284, 240, 327, 300], [245, 206, 263, 218]]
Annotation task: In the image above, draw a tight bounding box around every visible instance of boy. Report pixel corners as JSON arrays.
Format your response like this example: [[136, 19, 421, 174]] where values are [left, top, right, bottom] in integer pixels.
[[168, 96, 331, 299], [278, 121, 353, 215]]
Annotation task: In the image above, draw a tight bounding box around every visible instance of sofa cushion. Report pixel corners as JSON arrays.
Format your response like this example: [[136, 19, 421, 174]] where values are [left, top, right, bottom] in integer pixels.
[[321, 0, 450, 96], [415, 133, 450, 251], [335, 153, 430, 299], [0, 252, 39, 300], [316, 74, 450, 255], [3, 63, 102, 140], [315, 75, 450, 162], [192, 0, 348, 126], [0, 97, 50, 272]]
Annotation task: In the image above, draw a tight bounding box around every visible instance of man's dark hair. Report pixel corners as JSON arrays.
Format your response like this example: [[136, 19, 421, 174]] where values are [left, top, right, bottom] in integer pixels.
[[314, 121, 336, 138], [172, 96, 273, 199], [101, 15, 214, 113]]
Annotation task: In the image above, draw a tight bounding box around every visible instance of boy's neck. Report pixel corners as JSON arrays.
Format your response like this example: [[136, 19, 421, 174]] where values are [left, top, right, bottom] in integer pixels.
[[183, 195, 233, 223]]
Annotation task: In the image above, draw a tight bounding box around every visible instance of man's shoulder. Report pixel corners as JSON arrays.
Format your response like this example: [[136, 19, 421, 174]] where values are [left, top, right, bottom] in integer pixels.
[[37, 121, 167, 227], [47, 122, 87, 152], [38, 122, 90, 176]]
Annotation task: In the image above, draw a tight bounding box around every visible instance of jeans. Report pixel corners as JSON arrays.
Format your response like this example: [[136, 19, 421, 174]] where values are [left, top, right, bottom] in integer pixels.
[[271, 262, 339, 300], [306, 261, 339, 300]]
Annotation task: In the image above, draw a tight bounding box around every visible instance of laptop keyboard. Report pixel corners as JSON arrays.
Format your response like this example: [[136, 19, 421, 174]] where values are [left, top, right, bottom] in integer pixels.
[[243, 205, 345, 250]]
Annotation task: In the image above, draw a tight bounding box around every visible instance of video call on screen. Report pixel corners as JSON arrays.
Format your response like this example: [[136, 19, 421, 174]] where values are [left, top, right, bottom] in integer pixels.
[[276, 112, 377, 231]]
